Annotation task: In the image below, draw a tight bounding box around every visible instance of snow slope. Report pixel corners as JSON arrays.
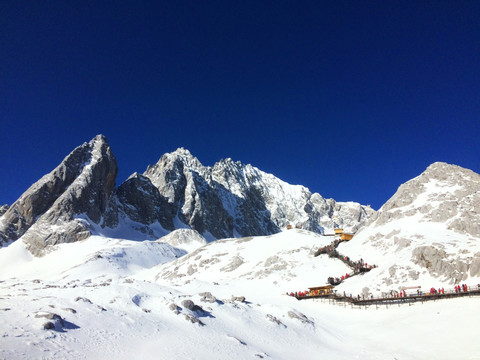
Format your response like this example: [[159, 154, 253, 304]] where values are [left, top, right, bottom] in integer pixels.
[[1, 229, 480, 359], [337, 162, 480, 296]]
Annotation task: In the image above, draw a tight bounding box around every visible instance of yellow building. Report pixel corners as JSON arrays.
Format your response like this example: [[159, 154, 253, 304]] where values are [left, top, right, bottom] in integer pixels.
[[335, 228, 354, 241], [308, 285, 334, 296]]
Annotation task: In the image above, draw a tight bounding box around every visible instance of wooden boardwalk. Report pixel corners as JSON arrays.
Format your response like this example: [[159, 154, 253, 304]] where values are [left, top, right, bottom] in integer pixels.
[[302, 237, 480, 307], [295, 289, 480, 306]]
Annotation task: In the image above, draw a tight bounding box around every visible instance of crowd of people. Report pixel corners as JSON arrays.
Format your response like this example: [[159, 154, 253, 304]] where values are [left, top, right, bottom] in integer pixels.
[[287, 290, 309, 297], [294, 238, 478, 302], [327, 273, 350, 286], [288, 283, 480, 301], [430, 287, 445, 295]]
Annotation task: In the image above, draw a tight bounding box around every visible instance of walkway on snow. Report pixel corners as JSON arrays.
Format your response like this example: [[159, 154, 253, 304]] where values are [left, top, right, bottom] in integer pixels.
[[302, 236, 479, 306], [296, 288, 480, 306]]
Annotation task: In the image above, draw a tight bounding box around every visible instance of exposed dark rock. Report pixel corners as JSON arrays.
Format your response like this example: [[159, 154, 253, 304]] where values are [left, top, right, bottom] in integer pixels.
[[231, 295, 246, 303], [35, 312, 64, 330], [74, 297, 93, 304], [181, 299, 204, 313], [144, 150, 235, 239], [169, 303, 180, 315], [0, 135, 118, 255], [265, 314, 286, 327], [117, 173, 174, 230], [1, 138, 375, 253], [42, 321, 55, 330], [287, 311, 314, 325], [144, 148, 374, 239], [199, 292, 217, 303], [184, 314, 205, 326]]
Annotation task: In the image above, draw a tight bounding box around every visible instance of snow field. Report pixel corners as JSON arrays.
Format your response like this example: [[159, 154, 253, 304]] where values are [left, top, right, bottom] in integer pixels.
[[1, 229, 480, 359]]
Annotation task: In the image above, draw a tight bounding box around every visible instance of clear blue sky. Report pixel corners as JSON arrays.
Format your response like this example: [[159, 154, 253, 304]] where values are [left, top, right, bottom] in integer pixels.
[[1, 1, 479, 210]]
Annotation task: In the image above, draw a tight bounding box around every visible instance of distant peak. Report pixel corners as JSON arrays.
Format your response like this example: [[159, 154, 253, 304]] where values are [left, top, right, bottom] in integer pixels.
[[166, 148, 200, 165], [90, 134, 108, 144], [145, 147, 204, 175], [172, 147, 192, 156], [217, 157, 243, 167]]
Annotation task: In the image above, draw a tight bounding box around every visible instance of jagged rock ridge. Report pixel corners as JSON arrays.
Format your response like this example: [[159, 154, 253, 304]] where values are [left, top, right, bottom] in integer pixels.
[[0, 135, 118, 255], [143, 148, 375, 239], [0, 136, 374, 255]]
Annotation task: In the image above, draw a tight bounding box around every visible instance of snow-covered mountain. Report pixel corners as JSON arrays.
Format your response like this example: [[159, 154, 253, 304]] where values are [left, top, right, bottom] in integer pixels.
[[1, 155, 480, 359], [143, 147, 374, 240], [0, 135, 374, 255], [0, 135, 118, 256], [337, 162, 480, 296]]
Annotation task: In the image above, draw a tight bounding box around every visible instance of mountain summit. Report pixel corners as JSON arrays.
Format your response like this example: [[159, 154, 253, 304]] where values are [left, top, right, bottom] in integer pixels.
[[0, 135, 118, 255], [143, 148, 374, 240], [339, 161, 480, 293], [0, 135, 374, 255], [374, 161, 480, 237]]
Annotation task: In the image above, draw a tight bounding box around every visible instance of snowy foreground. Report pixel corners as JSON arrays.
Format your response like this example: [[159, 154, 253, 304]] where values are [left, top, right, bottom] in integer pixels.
[[1, 230, 479, 360]]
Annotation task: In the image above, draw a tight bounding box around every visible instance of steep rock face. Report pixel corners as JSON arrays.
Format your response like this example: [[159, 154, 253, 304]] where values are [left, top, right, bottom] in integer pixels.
[[0, 135, 118, 254], [340, 162, 480, 290], [144, 148, 374, 239], [144, 149, 234, 239], [116, 173, 174, 231], [1, 140, 374, 254]]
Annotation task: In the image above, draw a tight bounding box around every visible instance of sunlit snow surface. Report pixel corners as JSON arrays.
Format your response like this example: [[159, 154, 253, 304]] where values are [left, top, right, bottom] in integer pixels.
[[1, 230, 479, 359]]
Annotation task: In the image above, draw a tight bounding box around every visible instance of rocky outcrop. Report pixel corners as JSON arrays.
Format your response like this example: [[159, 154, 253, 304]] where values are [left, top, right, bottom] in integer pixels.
[[144, 149, 374, 239], [0, 135, 118, 254], [157, 229, 207, 252], [1, 139, 374, 254], [0, 204, 8, 216], [411, 245, 480, 282], [144, 150, 235, 239], [373, 162, 480, 237], [117, 173, 174, 231], [341, 162, 480, 288]]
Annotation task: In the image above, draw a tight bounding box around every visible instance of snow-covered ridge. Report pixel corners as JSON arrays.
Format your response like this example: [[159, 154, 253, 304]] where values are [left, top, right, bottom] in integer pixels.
[[143, 147, 375, 239], [0, 136, 375, 254], [373, 161, 480, 237], [339, 162, 480, 294]]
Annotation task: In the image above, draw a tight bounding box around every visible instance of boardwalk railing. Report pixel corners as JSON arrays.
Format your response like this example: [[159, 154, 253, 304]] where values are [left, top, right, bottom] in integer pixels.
[[294, 288, 480, 306]]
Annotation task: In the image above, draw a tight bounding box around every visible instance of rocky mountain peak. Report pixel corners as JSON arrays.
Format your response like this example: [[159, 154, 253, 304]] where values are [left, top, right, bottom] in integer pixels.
[[373, 162, 480, 237], [341, 162, 480, 288], [1, 137, 376, 255], [0, 134, 118, 254]]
